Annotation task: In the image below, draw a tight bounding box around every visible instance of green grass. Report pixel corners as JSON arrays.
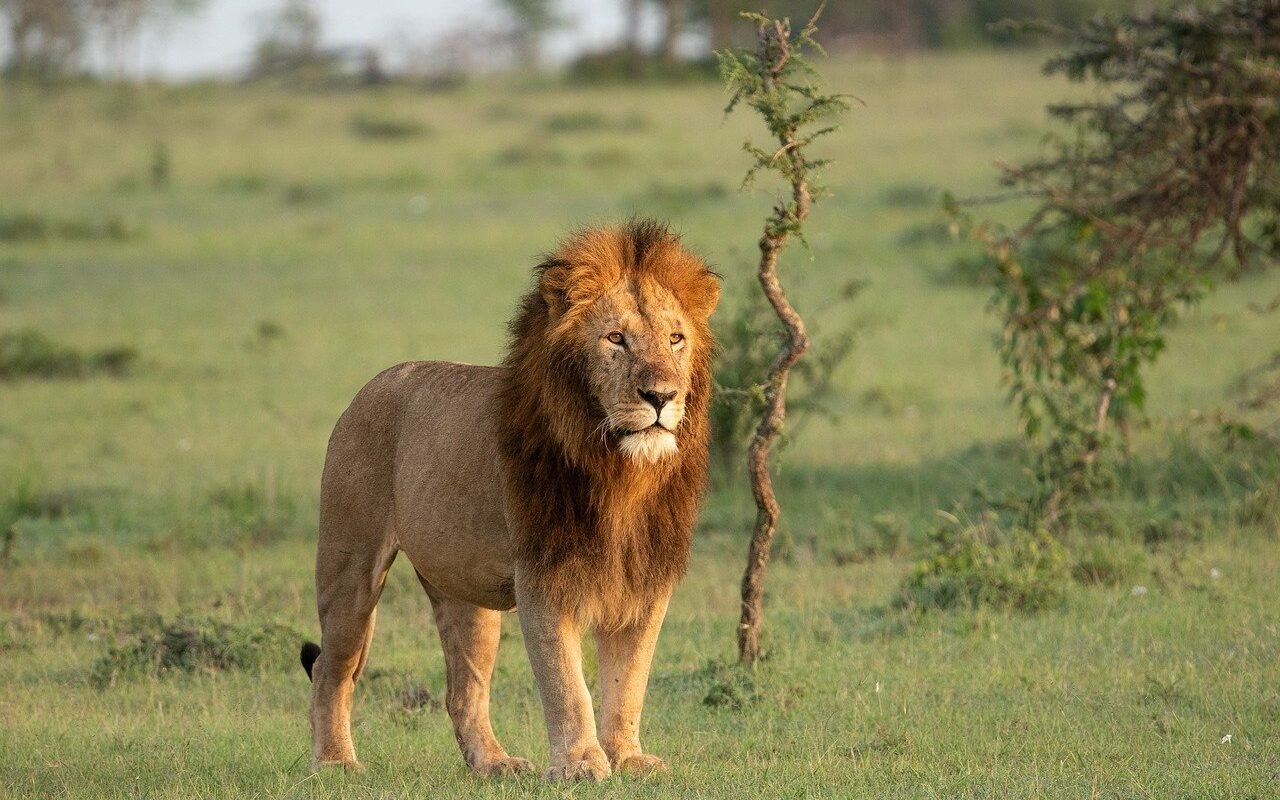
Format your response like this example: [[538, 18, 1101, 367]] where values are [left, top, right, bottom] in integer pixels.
[[1, 51, 1278, 798]]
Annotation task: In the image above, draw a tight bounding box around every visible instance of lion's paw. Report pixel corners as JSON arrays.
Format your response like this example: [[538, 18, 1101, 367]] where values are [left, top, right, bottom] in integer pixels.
[[544, 748, 611, 782], [314, 759, 365, 774], [616, 754, 668, 776], [473, 756, 535, 778]]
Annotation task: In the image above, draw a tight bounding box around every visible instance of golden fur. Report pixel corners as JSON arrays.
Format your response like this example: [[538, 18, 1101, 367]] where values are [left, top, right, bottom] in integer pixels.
[[303, 219, 720, 780]]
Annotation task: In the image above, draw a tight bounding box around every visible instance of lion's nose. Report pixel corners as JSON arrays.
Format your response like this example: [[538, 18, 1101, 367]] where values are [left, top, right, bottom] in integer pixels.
[[638, 388, 677, 413]]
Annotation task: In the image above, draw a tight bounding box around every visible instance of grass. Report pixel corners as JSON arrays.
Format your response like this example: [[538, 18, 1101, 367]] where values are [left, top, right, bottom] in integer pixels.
[[0, 51, 1278, 797]]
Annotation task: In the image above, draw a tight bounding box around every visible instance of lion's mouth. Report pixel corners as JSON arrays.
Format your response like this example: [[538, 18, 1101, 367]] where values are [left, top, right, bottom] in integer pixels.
[[616, 425, 679, 463], [623, 422, 670, 435]]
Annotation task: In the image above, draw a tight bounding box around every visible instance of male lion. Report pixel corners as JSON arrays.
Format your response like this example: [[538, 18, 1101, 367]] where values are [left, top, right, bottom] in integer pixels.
[[300, 220, 719, 781]]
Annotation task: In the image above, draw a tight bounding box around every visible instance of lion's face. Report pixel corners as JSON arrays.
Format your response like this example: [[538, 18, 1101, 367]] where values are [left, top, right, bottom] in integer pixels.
[[526, 222, 719, 468], [577, 278, 697, 463]]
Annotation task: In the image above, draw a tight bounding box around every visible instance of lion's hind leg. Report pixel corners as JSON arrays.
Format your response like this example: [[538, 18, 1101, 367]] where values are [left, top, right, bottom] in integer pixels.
[[309, 536, 396, 772], [423, 579, 534, 777]]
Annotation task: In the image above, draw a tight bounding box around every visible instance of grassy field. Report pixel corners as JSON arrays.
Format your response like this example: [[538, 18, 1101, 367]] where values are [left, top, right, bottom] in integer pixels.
[[1, 51, 1279, 798]]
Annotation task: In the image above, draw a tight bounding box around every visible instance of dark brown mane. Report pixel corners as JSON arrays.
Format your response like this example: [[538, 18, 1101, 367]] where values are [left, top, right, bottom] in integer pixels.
[[495, 219, 719, 629]]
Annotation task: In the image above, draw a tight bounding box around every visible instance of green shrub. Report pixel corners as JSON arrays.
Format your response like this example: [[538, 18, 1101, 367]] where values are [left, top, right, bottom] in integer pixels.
[[899, 517, 1069, 612], [711, 278, 862, 474], [0, 329, 137, 380], [543, 110, 610, 132], [90, 616, 302, 687]]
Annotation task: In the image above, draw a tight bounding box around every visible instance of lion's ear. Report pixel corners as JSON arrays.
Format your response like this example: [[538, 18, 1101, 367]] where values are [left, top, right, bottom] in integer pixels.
[[538, 259, 573, 319], [681, 269, 721, 321], [539, 257, 613, 320]]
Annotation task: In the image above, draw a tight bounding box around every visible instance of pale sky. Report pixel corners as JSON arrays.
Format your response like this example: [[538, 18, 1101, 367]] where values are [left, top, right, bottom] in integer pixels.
[[112, 0, 666, 78]]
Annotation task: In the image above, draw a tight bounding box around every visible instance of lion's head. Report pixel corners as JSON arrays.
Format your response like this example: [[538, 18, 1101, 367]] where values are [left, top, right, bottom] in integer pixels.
[[500, 219, 720, 468]]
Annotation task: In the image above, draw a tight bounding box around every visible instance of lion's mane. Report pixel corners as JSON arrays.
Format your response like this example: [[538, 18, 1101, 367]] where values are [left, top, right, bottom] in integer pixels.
[[495, 219, 718, 630]]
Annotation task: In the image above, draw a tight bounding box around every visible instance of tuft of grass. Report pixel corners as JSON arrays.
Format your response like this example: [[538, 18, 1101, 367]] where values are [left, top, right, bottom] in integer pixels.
[[698, 660, 758, 711], [255, 319, 285, 340], [214, 173, 272, 194], [150, 140, 171, 188], [1240, 478, 1280, 527], [543, 110, 611, 132], [1071, 537, 1149, 586], [280, 181, 332, 206], [89, 616, 302, 687], [349, 112, 432, 140], [639, 180, 728, 212], [566, 50, 719, 84], [858, 384, 933, 417], [896, 219, 954, 248], [582, 146, 634, 169], [245, 319, 286, 351], [494, 143, 566, 166], [0, 211, 140, 242], [207, 481, 305, 547], [0, 329, 137, 380], [930, 251, 998, 287], [881, 183, 937, 209]]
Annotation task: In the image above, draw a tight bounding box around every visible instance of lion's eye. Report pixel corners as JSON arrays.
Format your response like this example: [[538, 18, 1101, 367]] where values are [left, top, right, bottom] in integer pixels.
[[606, 332, 625, 346], [670, 333, 685, 346]]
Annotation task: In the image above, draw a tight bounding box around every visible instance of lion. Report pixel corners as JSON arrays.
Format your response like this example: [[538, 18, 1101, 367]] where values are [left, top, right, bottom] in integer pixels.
[[300, 219, 720, 781]]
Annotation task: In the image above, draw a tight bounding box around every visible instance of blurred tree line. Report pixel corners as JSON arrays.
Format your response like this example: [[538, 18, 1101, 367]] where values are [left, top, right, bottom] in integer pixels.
[[0, 0, 202, 81], [564, 0, 1159, 81], [625, 0, 1151, 60], [2, 0, 1160, 85]]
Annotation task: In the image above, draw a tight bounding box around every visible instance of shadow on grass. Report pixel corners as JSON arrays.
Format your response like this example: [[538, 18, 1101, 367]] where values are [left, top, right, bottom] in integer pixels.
[[702, 438, 1029, 549], [702, 427, 1280, 552]]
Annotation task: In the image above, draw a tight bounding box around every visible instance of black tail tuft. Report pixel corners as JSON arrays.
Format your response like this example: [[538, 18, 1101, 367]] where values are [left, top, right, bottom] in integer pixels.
[[300, 641, 321, 681]]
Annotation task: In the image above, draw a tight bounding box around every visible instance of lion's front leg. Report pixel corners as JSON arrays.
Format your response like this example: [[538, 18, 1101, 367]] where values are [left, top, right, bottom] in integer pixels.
[[595, 592, 670, 775], [515, 576, 611, 782]]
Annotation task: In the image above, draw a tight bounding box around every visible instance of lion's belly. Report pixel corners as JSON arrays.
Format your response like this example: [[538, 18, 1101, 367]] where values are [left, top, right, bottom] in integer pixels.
[[391, 362, 518, 611], [397, 499, 517, 611]]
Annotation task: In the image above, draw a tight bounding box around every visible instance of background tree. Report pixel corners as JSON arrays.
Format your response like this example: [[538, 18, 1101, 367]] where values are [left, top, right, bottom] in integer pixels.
[[718, 4, 849, 665], [248, 0, 322, 82], [89, 0, 202, 81], [952, 0, 1280, 519], [658, 0, 687, 62], [1, 0, 86, 79], [623, 0, 642, 68], [496, 0, 562, 69]]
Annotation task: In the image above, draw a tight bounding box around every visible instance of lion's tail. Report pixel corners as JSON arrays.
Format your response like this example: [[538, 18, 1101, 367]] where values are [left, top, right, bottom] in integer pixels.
[[300, 641, 321, 682]]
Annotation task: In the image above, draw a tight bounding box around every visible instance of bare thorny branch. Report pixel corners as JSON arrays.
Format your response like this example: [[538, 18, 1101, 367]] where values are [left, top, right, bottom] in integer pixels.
[[720, 2, 848, 666]]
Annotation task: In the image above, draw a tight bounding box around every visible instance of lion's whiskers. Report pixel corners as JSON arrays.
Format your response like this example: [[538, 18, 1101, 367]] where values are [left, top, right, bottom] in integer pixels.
[[592, 417, 612, 446]]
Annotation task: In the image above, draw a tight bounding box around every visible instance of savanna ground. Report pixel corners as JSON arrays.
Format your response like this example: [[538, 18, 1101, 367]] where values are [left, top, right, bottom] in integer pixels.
[[1, 51, 1279, 798]]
